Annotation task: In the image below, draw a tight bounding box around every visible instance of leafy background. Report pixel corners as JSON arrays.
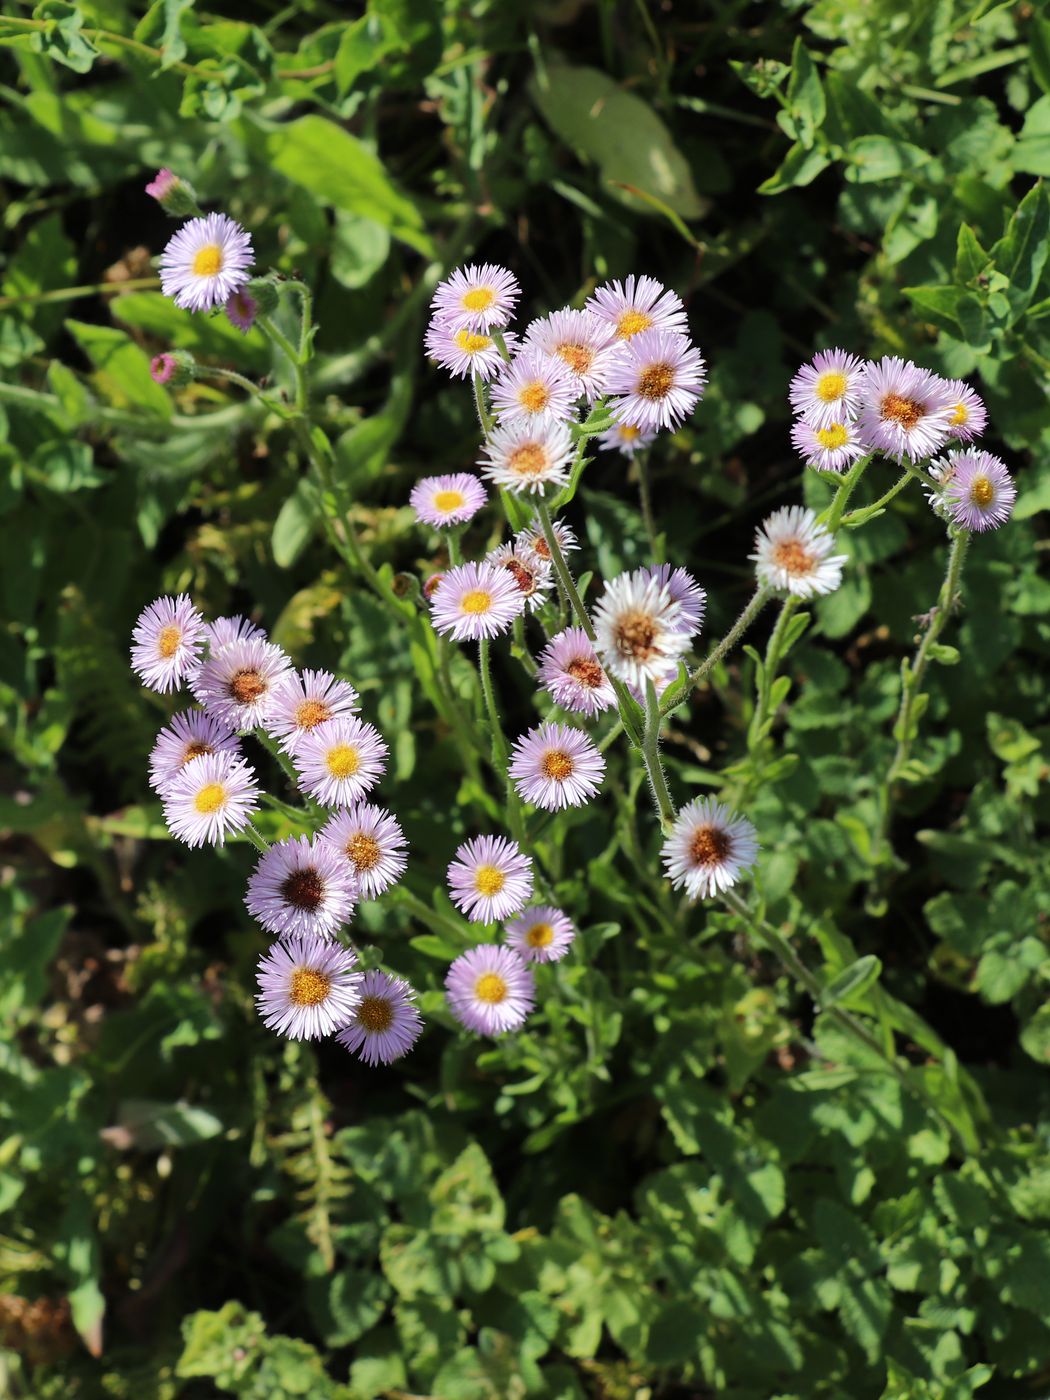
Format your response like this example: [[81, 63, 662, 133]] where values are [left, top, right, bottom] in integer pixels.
[[1, 0, 1049, 1397]]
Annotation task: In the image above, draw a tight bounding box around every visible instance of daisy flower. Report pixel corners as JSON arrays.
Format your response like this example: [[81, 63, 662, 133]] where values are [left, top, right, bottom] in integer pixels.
[[428, 561, 525, 641], [790, 417, 866, 474], [447, 834, 533, 924], [604, 329, 706, 433], [430, 263, 520, 331], [255, 934, 361, 1041], [264, 669, 360, 757], [523, 308, 620, 399], [942, 379, 988, 443], [517, 515, 579, 560], [505, 906, 576, 964], [225, 287, 257, 333], [424, 318, 512, 381], [445, 944, 535, 1036], [161, 750, 259, 848], [490, 349, 578, 425], [751, 506, 848, 598], [336, 970, 423, 1065], [148, 709, 240, 794], [130, 594, 205, 694], [293, 715, 389, 807], [509, 722, 606, 810], [639, 565, 706, 637], [538, 627, 617, 716], [479, 418, 575, 495], [662, 797, 760, 900], [245, 835, 358, 941], [317, 803, 408, 900], [937, 449, 1016, 532], [159, 212, 254, 313], [409, 473, 488, 529], [855, 357, 956, 462], [585, 274, 689, 341], [597, 421, 658, 457], [487, 542, 554, 613], [193, 636, 293, 731], [205, 614, 268, 651], [788, 349, 868, 429], [592, 568, 691, 690]]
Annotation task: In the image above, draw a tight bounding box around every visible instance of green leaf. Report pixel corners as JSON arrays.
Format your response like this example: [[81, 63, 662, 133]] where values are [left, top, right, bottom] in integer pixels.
[[100, 1099, 224, 1151], [823, 955, 882, 1007], [65, 319, 172, 417], [955, 222, 991, 283], [785, 39, 825, 149], [1020, 1004, 1050, 1065], [1012, 94, 1050, 176], [272, 479, 318, 569], [757, 140, 830, 194], [267, 115, 433, 255], [330, 210, 391, 289], [844, 136, 929, 183], [34, 0, 98, 72], [530, 65, 706, 219], [989, 180, 1049, 323]]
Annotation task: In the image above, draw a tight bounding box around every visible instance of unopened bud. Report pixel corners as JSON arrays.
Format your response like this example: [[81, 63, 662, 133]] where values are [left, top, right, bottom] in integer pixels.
[[144, 169, 203, 219], [150, 350, 196, 387]]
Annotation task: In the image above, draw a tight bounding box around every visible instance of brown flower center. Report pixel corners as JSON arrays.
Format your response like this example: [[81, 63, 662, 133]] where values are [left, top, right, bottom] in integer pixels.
[[638, 363, 674, 400], [567, 656, 605, 689], [503, 558, 538, 594], [689, 824, 731, 867], [158, 625, 182, 658], [346, 832, 382, 871], [531, 534, 551, 558], [183, 740, 213, 763], [771, 540, 816, 576], [508, 443, 548, 478], [281, 868, 325, 911], [229, 668, 266, 704], [880, 393, 924, 429], [541, 750, 574, 781], [290, 968, 331, 1006], [357, 995, 393, 1031], [295, 698, 331, 732], [614, 610, 658, 659]]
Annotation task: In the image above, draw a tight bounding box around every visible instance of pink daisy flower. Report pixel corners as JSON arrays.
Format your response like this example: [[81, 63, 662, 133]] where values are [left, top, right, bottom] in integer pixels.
[[942, 379, 988, 443], [751, 506, 847, 598], [505, 906, 576, 963], [409, 473, 488, 528], [130, 594, 206, 694], [145, 168, 179, 203], [937, 449, 1016, 532], [639, 565, 705, 637], [264, 669, 360, 757], [255, 934, 361, 1041], [604, 329, 706, 433], [597, 421, 658, 457], [538, 627, 617, 717], [148, 709, 240, 794], [487, 542, 554, 613], [585, 275, 689, 342], [479, 418, 575, 495], [159, 212, 254, 313], [161, 750, 259, 848], [490, 349, 578, 425], [205, 614, 268, 651], [317, 803, 408, 900], [856, 357, 956, 462], [447, 834, 533, 924], [445, 944, 535, 1036], [292, 715, 389, 807], [516, 515, 579, 560], [428, 561, 525, 641], [430, 263, 520, 331], [523, 308, 620, 400], [790, 417, 866, 474], [662, 797, 759, 900], [424, 318, 513, 381], [509, 722, 606, 811], [593, 568, 691, 689], [336, 969, 423, 1065], [245, 835, 358, 941], [788, 349, 868, 429], [193, 635, 293, 731]]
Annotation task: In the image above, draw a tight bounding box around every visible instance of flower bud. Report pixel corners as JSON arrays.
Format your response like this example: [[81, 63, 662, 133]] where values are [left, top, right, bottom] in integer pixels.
[[144, 169, 203, 219], [244, 276, 280, 318], [150, 350, 196, 387]]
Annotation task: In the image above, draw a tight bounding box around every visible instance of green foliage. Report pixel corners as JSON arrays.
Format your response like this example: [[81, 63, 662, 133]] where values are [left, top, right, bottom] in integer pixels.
[[0, 0, 1048, 1398]]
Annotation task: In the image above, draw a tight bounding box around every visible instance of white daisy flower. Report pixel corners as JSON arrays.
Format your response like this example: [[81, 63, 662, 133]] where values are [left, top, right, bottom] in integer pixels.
[[751, 505, 848, 598], [662, 797, 760, 900]]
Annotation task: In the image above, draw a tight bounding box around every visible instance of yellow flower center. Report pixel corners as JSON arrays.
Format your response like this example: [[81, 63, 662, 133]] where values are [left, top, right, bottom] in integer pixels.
[[541, 750, 574, 781], [325, 744, 360, 779], [357, 995, 393, 1031], [158, 624, 182, 658], [526, 922, 554, 948], [462, 287, 495, 312], [617, 309, 652, 339], [951, 401, 969, 425], [460, 589, 492, 614], [289, 968, 331, 1006], [192, 243, 224, 278], [557, 342, 594, 375], [183, 741, 213, 763], [518, 382, 550, 413], [971, 475, 994, 507], [346, 832, 382, 871], [881, 393, 923, 429], [229, 669, 266, 705], [508, 443, 548, 477], [772, 540, 816, 576], [432, 489, 466, 512], [474, 864, 506, 896], [454, 329, 491, 353], [193, 782, 226, 815], [815, 423, 849, 450], [475, 971, 508, 1004], [618, 424, 641, 441], [638, 363, 674, 400], [815, 370, 847, 403], [295, 699, 331, 731]]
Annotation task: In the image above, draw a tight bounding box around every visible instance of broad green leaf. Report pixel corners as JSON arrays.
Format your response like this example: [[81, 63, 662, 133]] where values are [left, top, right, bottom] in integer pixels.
[[757, 140, 830, 194], [65, 319, 172, 417], [844, 136, 929, 183], [989, 180, 1049, 323], [785, 39, 825, 148], [272, 478, 318, 569], [1012, 95, 1050, 176]]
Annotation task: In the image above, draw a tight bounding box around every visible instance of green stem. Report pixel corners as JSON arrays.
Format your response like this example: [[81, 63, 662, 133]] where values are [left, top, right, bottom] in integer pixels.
[[841, 471, 912, 528], [0, 276, 159, 310], [642, 678, 677, 830], [636, 449, 662, 561], [512, 614, 538, 677], [394, 886, 471, 946], [747, 595, 800, 750], [819, 451, 874, 531], [478, 637, 526, 842], [721, 888, 971, 1155], [243, 820, 271, 854], [660, 585, 772, 715], [473, 372, 494, 436], [445, 529, 464, 567]]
